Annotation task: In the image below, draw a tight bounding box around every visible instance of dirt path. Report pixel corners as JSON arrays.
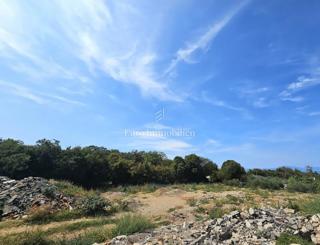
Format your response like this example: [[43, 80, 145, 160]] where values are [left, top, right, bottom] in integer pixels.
[[102, 187, 248, 223]]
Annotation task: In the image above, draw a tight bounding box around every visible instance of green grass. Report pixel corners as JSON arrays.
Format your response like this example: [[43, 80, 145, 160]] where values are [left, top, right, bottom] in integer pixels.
[[1, 230, 52, 245], [111, 214, 154, 236], [25, 208, 84, 224], [299, 197, 320, 215], [45, 218, 114, 235], [1, 214, 154, 245], [108, 184, 161, 194], [58, 227, 113, 245], [194, 206, 206, 214], [208, 208, 225, 219], [0, 219, 23, 229], [251, 188, 270, 198], [173, 183, 234, 192], [276, 233, 312, 245], [51, 180, 95, 198], [226, 194, 244, 204]]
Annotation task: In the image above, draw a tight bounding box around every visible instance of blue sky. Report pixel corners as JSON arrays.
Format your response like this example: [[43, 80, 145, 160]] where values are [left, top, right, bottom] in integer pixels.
[[0, 0, 320, 168]]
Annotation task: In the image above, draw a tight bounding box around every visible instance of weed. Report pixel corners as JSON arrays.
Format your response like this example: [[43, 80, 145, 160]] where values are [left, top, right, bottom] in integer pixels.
[[276, 233, 312, 245], [208, 208, 225, 219], [112, 214, 154, 236], [186, 198, 197, 207]]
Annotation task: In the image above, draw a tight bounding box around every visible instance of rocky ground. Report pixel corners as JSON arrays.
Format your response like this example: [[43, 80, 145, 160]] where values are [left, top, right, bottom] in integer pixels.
[[0, 176, 74, 218], [0, 178, 319, 244], [108, 208, 320, 244]]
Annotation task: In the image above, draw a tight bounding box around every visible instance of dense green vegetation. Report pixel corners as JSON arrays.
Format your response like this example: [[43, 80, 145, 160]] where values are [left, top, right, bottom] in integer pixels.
[[0, 138, 319, 192]]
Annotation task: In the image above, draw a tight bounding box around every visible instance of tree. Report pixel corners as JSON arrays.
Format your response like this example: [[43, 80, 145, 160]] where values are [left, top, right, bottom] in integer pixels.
[[174, 154, 207, 183], [219, 160, 246, 181], [201, 157, 218, 177], [0, 139, 31, 179], [29, 139, 61, 178]]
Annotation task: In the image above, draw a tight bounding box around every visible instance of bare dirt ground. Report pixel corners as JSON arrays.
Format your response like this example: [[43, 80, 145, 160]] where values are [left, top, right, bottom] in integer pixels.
[[102, 185, 315, 224]]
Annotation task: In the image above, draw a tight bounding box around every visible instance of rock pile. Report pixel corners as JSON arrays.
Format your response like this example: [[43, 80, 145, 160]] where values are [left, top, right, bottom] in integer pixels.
[[108, 208, 320, 244], [0, 176, 73, 218]]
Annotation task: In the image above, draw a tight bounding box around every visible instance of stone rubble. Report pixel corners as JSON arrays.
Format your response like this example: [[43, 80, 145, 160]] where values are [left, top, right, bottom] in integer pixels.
[[0, 176, 73, 219], [107, 208, 320, 245]]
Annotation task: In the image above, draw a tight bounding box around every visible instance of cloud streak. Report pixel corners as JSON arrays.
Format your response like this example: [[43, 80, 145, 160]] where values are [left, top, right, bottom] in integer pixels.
[[165, 0, 249, 75], [0, 80, 84, 106], [280, 69, 320, 103]]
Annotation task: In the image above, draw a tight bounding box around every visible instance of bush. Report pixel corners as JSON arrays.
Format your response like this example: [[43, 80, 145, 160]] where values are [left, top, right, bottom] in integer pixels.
[[246, 175, 284, 190], [42, 186, 57, 199], [287, 177, 319, 193], [223, 179, 243, 187], [80, 194, 110, 216]]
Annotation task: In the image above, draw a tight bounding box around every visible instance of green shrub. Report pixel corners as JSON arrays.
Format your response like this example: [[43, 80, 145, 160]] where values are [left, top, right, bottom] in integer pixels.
[[287, 177, 318, 193], [80, 195, 110, 216], [42, 186, 57, 199], [223, 179, 243, 187], [246, 175, 284, 190]]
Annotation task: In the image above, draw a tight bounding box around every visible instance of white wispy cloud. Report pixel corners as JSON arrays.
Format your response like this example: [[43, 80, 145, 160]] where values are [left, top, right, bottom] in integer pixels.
[[203, 138, 254, 154], [241, 87, 270, 94], [0, 0, 182, 103], [280, 69, 320, 103], [201, 92, 244, 112], [165, 0, 249, 74], [0, 80, 84, 106], [199, 92, 253, 119], [54, 0, 181, 102], [0, 80, 47, 105], [287, 76, 320, 91]]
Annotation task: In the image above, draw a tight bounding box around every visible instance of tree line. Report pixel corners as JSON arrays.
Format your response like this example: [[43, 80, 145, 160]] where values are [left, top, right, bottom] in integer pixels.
[[0, 138, 317, 188]]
